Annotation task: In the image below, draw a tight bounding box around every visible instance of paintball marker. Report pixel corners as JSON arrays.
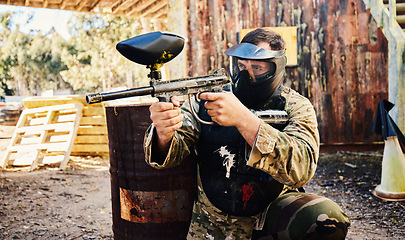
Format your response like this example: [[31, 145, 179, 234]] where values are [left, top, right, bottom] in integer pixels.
[[85, 69, 229, 104], [85, 31, 230, 125]]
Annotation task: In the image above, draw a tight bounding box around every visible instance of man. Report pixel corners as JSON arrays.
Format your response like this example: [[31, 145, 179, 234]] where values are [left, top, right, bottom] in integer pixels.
[[144, 28, 350, 239]]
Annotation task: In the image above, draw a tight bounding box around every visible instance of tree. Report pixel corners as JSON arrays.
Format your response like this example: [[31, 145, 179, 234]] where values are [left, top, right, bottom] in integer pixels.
[[1, 26, 31, 96], [60, 13, 151, 93], [0, 11, 70, 97], [26, 31, 69, 95], [0, 12, 16, 97], [0, 10, 157, 97]]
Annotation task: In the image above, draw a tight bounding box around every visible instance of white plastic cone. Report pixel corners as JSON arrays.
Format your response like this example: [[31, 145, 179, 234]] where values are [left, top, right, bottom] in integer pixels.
[[372, 136, 405, 201]]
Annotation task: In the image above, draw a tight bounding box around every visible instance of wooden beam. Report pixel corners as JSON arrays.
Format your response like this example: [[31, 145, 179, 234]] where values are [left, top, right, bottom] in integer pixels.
[[125, 4, 140, 16], [141, 8, 168, 20], [87, 0, 102, 12], [139, 1, 167, 18], [125, 0, 155, 16], [135, 0, 158, 12], [76, 0, 88, 11], [151, 9, 166, 20], [60, 0, 68, 10], [112, 0, 131, 14], [0, 0, 168, 21]]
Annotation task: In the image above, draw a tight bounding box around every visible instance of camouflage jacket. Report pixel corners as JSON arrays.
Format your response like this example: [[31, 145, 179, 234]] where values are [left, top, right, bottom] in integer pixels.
[[144, 86, 320, 189]]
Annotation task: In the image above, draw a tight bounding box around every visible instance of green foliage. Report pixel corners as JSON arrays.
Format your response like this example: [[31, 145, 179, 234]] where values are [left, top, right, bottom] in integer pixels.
[[0, 10, 156, 98], [60, 13, 150, 93], [0, 12, 15, 96], [0, 11, 69, 97]]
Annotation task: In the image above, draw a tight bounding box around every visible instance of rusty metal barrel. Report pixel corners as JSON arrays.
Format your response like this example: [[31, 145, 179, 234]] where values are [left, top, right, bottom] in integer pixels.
[[105, 104, 195, 240]]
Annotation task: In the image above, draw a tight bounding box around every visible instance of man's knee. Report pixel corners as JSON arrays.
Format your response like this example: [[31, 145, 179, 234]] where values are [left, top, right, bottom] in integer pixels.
[[253, 192, 351, 240]]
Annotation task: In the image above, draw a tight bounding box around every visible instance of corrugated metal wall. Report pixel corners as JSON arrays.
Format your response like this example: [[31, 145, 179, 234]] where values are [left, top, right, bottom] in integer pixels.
[[181, 0, 388, 147]]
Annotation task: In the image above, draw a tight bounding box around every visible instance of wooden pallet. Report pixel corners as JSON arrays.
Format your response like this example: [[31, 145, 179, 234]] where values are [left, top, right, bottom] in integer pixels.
[[0, 103, 83, 170], [0, 108, 23, 126], [73, 104, 109, 156], [23, 95, 109, 156]]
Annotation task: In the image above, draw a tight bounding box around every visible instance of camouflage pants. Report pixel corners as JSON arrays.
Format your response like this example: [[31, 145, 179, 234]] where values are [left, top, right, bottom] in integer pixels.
[[187, 187, 350, 240], [252, 192, 351, 240], [187, 184, 257, 240]]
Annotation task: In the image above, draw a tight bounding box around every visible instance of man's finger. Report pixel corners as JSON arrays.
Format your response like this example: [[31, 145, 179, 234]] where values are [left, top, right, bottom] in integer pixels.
[[199, 92, 221, 101], [171, 96, 181, 107], [150, 102, 175, 112]]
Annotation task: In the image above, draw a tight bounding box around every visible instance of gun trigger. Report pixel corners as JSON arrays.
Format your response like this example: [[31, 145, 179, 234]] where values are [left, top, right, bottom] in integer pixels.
[[195, 93, 202, 103], [188, 94, 215, 125]]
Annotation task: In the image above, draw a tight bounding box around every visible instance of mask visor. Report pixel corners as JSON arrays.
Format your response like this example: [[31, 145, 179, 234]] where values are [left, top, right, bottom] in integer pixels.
[[225, 42, 285, 60], [231, 58, 277, 84]]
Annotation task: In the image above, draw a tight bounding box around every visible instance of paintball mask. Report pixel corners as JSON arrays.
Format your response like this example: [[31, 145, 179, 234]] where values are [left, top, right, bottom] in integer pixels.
[[224, 42, 287, 109]]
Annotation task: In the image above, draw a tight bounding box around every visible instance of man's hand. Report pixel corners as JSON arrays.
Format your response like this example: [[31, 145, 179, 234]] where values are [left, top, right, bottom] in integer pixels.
[[199, 92, 247, 126], [198, 92, 261, 146], [149, 96, 183, 153]]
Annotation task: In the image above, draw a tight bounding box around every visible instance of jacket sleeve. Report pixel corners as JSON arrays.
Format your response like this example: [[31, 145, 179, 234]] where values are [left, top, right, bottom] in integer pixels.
[[246, 90, 320, 188], [144, 98, 201, 169]]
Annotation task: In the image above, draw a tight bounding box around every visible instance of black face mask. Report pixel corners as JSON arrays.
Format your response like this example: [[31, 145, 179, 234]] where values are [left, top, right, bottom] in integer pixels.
[[232, 58, 286, 110]]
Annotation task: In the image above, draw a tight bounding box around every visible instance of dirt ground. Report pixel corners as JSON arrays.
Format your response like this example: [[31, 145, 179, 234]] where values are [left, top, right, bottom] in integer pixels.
[[305, 152, 405, 239], [1, 125, 404, 240]]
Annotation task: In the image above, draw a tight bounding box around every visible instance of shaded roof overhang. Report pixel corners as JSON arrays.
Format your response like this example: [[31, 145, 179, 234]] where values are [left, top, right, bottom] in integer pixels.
[[0, 0, 168, 19]]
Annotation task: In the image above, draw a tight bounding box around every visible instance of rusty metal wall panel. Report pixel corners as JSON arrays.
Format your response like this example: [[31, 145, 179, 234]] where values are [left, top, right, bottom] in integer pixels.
[[183, 0, 388, 146]]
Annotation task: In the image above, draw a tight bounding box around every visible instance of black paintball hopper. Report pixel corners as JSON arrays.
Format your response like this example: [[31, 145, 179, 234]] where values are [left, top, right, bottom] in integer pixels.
[[116, 31, 185, 67]]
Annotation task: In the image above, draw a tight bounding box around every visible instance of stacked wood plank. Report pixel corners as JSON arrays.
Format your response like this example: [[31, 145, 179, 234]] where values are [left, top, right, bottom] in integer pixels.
[[22, 95, 110, 157], [0, 108, 23, 126], [0, 103, 83, 170]]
